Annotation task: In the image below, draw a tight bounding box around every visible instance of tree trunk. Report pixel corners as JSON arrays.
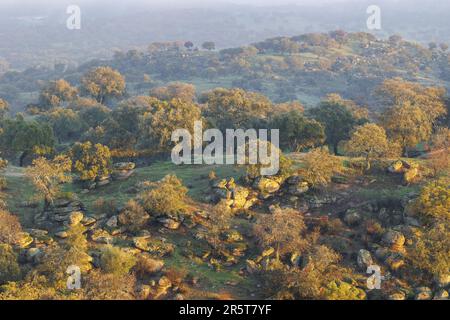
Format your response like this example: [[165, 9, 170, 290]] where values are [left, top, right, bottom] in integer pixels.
[[365, 154, 371, 171], [333, 144, 339, 155], [19, 151, 28, 167]]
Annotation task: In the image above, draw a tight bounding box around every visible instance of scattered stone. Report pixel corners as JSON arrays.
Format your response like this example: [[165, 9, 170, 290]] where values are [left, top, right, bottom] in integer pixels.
[[388, 291, 406, 300], [160, 218, 181, 230], [67, 211, 84, 226], [253, 177, 281, 194], [105, 215, 118, 229], [15, 232, 33, 249], [55, 231, 69, 239], [90, 229, 113, 244]]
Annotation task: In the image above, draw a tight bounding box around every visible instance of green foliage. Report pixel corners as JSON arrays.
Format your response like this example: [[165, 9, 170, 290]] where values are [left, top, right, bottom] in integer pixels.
[[0, 116, 55, 165], [323, 280, 366, 300], [99, 246, 137, 276], [270, 110, 325, 152], [0, 244, 21, 284], [310, 98, 359, 154], [41, 108, 84, 142]]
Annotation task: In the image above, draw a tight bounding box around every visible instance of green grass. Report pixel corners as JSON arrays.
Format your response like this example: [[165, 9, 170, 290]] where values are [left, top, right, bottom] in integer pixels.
[[3, 162, 244, 226]]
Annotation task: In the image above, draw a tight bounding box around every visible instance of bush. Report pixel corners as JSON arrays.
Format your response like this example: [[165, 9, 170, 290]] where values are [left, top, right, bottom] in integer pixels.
[[409, 223, 450, 277], [92, 197, 117, 217], [134, 254, 164, 277], [0, 244, 21, 284], [140, 175, 188, 217], [323, 280, 366, 300], [298, 147, 344, 188], [118, 200, 149, 233], [100, 246, 137, 276], [0, 210, 23, 245], [411, 178, 450, 222]]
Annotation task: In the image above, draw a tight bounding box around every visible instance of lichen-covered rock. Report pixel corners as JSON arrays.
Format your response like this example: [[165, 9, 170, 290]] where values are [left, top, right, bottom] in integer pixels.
[[90, 229, 113, 244], [67, 211, 84, 226], [15, 232, 33, 249], [382, 230, 406, 251], [388, 291, 406, 300], [357, 249, 373, 270], [253, 177, 281, 194]]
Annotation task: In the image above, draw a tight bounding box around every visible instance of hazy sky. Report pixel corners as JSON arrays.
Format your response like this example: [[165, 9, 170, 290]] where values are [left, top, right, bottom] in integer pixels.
[[0, 0, 363, 8]]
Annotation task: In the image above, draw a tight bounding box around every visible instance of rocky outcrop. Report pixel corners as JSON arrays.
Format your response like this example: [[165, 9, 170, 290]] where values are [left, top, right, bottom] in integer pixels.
[[112, 162, 135, 181], [210, 178, 258, 211]]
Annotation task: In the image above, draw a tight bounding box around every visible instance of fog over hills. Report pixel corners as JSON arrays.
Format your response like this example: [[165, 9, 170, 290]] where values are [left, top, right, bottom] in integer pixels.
[[1, 0, 449, 69]]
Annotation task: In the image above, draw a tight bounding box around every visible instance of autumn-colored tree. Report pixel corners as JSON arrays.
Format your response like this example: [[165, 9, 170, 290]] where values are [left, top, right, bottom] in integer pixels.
[[298, 147, 344, 188], [138, 98, 202, 152], [25, 155, 72, 209], [260, 245, 351, 299], [254, 208, 307, 261], [411, 178, 450, 222], [202, 88, 272, 131], [382, 102, 432, 156], [38, 79, 78, 110], [0, 210, 23, 245], [377, 78, 447, 125], [150, 82, 196, 102], [270, 110, 325, 152], [69, 141, 112, 182], [427, 127, 450, 177], [344, 123, 389, 170], [81, 67, 126, 104]]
